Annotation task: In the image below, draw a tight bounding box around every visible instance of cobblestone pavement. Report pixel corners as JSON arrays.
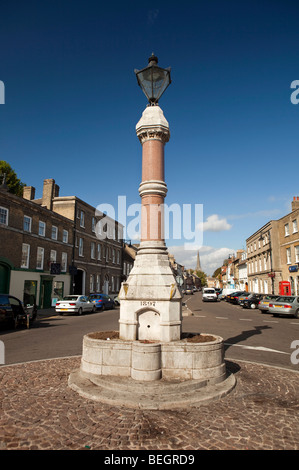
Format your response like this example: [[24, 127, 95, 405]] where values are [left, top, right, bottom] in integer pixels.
[[0, 357, 298, 450]]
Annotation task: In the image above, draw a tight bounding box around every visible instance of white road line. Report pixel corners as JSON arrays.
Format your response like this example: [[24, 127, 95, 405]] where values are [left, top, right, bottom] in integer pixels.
[[224, 343, 289, 355], [216, 316, 228, 319], [239, 318, 252, 321], [262, 320, 278, 323]]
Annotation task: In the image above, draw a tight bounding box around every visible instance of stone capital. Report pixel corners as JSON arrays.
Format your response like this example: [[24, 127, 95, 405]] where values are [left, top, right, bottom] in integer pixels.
[[136, 105, 170, 144]]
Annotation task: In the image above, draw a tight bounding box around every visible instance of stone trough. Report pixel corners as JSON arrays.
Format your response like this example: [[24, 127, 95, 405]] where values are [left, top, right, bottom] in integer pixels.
[[68, 331, 236, 409]]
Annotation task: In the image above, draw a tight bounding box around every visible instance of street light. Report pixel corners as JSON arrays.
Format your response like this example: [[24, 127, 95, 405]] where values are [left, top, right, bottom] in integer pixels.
[[134, 53, 171, 105]]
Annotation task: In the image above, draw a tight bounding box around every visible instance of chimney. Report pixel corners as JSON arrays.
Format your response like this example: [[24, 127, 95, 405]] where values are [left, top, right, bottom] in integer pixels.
[[42, 179, 56, 210], [23, 186, 36, 200], [291, 196, 299, 212]]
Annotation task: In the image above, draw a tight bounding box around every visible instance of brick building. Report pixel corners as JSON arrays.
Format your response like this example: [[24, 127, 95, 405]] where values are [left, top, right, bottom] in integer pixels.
[[0, 184, 73, 308], [0, 178, 123, 308], [246, 197, 299, 295], [278, 197, 299, 295]]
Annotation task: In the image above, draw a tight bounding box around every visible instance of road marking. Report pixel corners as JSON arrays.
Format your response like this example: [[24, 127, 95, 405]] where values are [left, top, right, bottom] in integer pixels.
[[225, 343, 289, 355], [216, 316, 228, 319], [239, 318, 252, 321], [262, 320, 278, 323]]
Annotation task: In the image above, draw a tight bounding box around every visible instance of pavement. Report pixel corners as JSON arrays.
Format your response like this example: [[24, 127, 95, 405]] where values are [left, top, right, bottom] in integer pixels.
[[0, 307, 298, 451]]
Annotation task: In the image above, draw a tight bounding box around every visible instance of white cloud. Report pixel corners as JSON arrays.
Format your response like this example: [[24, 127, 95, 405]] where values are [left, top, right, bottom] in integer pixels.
[[168, 245, 235, 275], [197, 214, 232, 232]]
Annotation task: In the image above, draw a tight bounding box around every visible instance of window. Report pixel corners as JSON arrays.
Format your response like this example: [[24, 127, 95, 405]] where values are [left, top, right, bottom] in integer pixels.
[[285, 223, 290, 236], [50, 250, 56, 262], [96, 274, 100, 292], [254, 242, 256, 251], [79, 238, 84, 256], [90, 274, 94, 292], [97, 244, 101, 260], [264, 256, 267, 270], [92, 217, 96, 232], [91, 242, 95, 259], [63, 229, 68, 243], [286, 247, 291, 264], [295, 246, 299, 263], [61, 252, 67, 272], [24, 280, 37, 306], [293, 219, 298, 233], [117, 250, 120, 264], [36, 247, 44, 269], [21, 244, 30, 268], [24, 215, 32, 232], [0, 206, 8, 225], [255, 260, 257, 273], [112, 249, 115, 263], [80, 210, 85, 228], [51, 226, 58, 240], [259, 259, 262, 272], [111, 276, 115, 292], [39, 221, 46, 237]]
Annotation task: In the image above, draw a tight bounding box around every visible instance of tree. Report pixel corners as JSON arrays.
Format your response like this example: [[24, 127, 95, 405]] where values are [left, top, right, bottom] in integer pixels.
[[0, 161, 26, 196], [212, 267, 221, 278], [194, 270, 207, 287]]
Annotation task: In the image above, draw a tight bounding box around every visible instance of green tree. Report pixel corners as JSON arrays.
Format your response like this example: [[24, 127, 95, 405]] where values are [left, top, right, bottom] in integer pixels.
[[194, 270, 207, 287], [212, 267, 221, 278], [0, 161, 26, 196]]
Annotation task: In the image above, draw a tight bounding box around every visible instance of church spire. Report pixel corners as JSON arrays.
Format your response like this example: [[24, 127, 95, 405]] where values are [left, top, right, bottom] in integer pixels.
[[196, 251, 201, 271]]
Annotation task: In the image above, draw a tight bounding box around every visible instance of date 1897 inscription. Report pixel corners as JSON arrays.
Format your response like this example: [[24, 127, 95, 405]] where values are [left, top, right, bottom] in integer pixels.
[[140, 301, 156, 307]]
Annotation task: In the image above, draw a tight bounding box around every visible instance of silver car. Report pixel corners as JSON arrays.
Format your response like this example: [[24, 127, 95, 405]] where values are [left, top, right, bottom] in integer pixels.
[[258, 295, 281, 313], [268, 296, 299, 318], [55, 295, 96, 315]]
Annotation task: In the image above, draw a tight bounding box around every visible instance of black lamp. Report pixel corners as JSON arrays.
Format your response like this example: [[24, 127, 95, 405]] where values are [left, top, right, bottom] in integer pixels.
[[134, 53, 171, 104]]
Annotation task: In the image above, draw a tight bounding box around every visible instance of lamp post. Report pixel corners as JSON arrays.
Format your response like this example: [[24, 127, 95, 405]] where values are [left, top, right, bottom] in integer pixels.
[[118, 54, 182, 342], [135, 53, 171, 105]]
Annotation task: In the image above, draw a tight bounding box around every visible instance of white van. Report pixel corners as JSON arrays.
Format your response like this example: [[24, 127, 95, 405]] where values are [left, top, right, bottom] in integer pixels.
[[202, 288, 217, 302]]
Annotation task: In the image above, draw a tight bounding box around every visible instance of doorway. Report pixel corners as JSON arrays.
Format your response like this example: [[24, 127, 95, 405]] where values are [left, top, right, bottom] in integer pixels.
[[0, 263, 10, 294]]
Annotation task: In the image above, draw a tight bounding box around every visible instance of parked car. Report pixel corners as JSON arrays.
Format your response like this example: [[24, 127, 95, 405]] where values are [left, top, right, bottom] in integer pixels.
[[111, 294, 120, 306], [242, 294, 264, 309], [258, 295, 281, 313], [55, 295, 96, 315], [0, 294, 37, 328], [202, 288, 218, 302], [268, 296, 299, 318], [226, 291, 242, 302], [185, 287, 194, 295], [228, 291, 247, 304], [221, 288, 241, 300], [215, 288, 222, 297], [89, 293, 115, 310], [238, 292, 253, 306]]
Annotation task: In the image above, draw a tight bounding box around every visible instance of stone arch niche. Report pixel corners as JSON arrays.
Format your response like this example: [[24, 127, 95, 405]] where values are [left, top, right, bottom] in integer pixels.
[[137, 308, 160, 341]]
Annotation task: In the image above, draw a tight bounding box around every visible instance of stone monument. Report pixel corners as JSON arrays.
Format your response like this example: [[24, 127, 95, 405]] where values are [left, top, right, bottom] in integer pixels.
[[68, 55, 236, 408]]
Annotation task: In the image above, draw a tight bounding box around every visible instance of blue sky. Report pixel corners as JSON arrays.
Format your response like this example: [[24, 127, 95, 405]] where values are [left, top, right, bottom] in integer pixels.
[[0, 0, 298, 274]]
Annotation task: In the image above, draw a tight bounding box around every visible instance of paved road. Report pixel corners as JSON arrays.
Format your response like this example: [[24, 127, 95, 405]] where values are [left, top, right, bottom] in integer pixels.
[[0, 294, 299, 451], [183, 292, 299, 371], [1, 293, 299, 371]]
